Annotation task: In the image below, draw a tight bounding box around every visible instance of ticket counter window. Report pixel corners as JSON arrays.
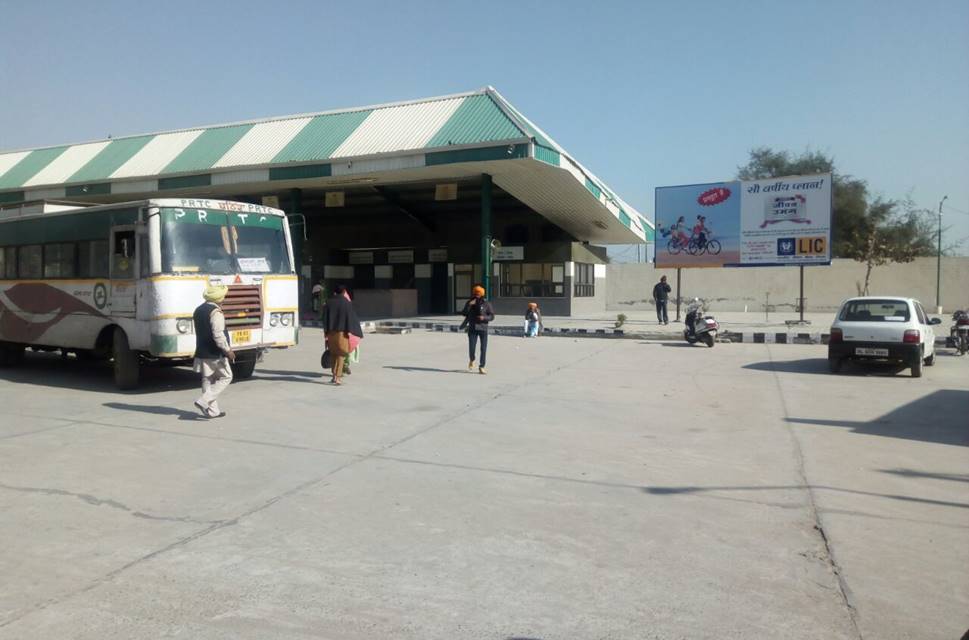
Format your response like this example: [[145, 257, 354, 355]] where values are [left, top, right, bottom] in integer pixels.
[[499, 263, 564, 297]]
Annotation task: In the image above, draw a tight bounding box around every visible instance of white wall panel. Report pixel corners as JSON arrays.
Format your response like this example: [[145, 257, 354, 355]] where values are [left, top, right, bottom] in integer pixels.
[[330, 153, 425, 176], [23, 187, 67, 200], [211, 169, 270, 186], [113, 179, 158, 194]]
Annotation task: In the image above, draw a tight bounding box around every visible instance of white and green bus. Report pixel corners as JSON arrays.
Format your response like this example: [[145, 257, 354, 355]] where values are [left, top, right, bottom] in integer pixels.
[[0, 198, 298, 388]]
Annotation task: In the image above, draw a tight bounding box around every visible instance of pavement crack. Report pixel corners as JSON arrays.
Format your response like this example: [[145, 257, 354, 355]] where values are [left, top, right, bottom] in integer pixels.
[[1, 341, 613, 630], [0, 482, 220, 526], [766, 344, 863, 640], [0, 420, 82, 440]]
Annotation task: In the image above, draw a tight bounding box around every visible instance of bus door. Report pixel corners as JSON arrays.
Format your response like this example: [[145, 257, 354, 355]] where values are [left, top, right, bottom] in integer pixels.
[[109, 227, 137, 315]]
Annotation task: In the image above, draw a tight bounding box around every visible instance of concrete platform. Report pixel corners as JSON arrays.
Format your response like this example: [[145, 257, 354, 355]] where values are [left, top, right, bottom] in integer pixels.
[[1, 332, 966, 639]]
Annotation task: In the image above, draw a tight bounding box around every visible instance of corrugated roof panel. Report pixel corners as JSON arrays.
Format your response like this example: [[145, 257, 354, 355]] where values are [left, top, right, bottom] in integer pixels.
[[425, 94, 523, 148], [111, 130, 204, 178], [213, 118, 313, 169], [161, 124, 254, 174], [489, 89, 560, 151], [331, 97, 464, 158], [0, 146, 68, 189], [69, 136, 154, 183], [0, 151, 32, 180], [273, 110, 372, 163], [22, 141, 112, 187]]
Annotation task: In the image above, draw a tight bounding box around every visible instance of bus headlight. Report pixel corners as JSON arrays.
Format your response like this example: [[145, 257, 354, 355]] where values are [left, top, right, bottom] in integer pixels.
[[269, 312, 293, 327], [176, 318, 194, 334]]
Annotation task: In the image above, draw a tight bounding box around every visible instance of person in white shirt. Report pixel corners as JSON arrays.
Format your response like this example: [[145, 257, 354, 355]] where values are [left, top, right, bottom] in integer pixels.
[[192, 285, 236, 418]]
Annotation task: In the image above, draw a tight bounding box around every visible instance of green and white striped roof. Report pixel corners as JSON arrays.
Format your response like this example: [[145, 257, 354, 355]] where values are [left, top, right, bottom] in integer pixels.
[[0, 87, 652, 243]]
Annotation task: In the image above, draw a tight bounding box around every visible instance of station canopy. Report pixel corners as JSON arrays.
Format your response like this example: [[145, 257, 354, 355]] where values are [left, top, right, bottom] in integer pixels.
[[0, 87, 652, 244]]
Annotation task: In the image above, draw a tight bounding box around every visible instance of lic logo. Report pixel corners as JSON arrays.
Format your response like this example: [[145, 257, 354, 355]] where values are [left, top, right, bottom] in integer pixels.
[[777, 238, 796, 257]]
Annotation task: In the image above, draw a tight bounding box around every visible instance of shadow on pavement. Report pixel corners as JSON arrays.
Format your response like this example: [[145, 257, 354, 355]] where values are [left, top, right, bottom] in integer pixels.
[[0, 352, 198, 393], [642, 483, 969, 509], [383, 366, 468, 374], [251, 372, 325, 384], [744, 358, 908, 376], [635, 341, 696, 348], [257, 369, 325, 379], [103, 402, 203, 421], [877, 469, 969, 483], [787, 389, 969, 447]]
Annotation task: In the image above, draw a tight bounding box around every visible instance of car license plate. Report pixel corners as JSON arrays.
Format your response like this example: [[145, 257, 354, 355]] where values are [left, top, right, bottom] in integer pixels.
[[855, 347, 888, 356], [232, 330, 251, 344]]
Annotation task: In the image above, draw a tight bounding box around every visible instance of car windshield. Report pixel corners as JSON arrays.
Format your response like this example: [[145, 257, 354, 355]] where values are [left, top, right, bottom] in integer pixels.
[[839, 299, 911, 322], [159, 207, 291, 275]]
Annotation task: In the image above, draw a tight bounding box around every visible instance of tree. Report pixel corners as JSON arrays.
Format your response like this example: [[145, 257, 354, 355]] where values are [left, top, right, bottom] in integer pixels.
[[737, 147, 868, 257], [845, 197, 936, 295]]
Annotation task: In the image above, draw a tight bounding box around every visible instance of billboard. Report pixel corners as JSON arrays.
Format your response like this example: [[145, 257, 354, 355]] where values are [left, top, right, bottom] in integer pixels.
[[654, 173, 831, 268]]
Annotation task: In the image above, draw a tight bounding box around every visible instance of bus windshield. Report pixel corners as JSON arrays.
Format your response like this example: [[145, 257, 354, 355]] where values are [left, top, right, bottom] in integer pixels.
[[160, 207, 291, 275]]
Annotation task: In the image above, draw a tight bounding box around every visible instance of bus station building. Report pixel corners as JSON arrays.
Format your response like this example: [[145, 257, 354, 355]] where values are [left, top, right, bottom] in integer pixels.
[[0, 87, 653, 317]]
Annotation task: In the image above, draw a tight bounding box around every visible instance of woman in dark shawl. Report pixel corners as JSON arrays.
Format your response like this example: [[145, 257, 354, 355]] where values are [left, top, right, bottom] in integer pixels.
[[321, 284, 363, 385]]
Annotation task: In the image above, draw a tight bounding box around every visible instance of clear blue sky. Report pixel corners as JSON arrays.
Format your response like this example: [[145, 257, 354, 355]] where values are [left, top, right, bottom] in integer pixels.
[[2, 0, 967, 253]]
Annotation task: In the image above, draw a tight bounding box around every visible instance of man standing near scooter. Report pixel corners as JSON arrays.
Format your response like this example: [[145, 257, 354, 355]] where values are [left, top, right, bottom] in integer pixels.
[[653, 275, 672, 325]]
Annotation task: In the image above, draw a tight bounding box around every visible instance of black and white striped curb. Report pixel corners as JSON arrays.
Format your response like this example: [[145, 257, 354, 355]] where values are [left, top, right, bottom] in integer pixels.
[[376, 321, 627, 337], [301, 320, 949, 346], [302, 320, 378, 332]]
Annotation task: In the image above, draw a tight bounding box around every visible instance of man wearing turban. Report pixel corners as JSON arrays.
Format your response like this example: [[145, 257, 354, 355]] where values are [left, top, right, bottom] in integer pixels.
[[459, 284, 495, 374], [192, 284, 236, 418]]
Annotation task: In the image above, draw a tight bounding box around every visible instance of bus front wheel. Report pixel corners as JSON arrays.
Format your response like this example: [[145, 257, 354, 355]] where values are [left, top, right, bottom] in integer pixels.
[[231, 358, 257, 380], [0, 343, 25, 367], [112, 330, 140, 390]]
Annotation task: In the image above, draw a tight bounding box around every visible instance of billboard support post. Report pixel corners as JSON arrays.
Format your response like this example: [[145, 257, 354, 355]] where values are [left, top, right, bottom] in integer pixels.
[[675, 268, 682, 322], [799, 265, 805, 323]]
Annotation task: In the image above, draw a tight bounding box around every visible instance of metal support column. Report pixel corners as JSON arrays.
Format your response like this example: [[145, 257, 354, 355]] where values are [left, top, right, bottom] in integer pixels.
[[481, 174, 492, 296], [289, 188, 304, 314], [937, 195, 947, 311], [799, 265, 805, 323], [674, 268, 682, 322]]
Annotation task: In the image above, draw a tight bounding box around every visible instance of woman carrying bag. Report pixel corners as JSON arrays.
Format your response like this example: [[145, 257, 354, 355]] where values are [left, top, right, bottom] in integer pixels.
[[321, 284, 363, 385]]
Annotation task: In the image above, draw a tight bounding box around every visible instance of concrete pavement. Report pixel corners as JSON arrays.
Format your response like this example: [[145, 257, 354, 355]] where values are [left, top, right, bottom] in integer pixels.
[[0, 331, 966, 639]]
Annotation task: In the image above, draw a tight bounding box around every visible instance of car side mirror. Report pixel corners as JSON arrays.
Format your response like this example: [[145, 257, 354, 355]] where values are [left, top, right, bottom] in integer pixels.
[[929, 317, 942, 325]]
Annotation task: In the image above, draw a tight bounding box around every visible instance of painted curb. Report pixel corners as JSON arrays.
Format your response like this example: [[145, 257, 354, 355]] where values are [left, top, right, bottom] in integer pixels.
[[301, 319, 948, 346]]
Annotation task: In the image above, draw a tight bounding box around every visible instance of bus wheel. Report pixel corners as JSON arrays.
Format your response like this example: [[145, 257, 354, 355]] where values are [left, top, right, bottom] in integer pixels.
[[0, 343, 25, 367], [112, 330, 140, 390], [231, 359, 257, 380]]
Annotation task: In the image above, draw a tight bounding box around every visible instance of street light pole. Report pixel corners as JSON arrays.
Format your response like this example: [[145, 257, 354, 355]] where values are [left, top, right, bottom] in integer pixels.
[[936, 195, 947, 312]]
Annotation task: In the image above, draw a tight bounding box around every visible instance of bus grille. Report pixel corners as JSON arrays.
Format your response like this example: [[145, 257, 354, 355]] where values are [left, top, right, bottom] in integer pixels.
[[222, 285, 262, 329]]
